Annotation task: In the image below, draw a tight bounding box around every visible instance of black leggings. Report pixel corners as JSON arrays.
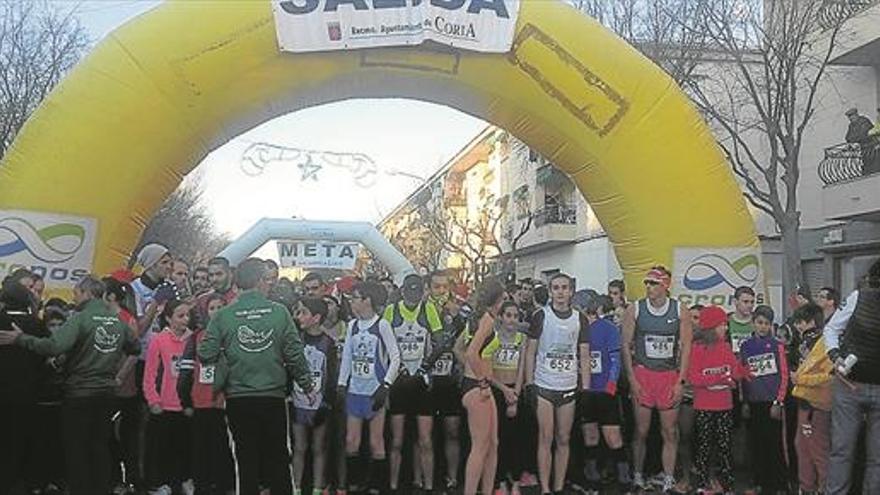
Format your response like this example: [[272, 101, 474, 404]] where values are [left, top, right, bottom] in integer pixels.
[[492, 385, 522, 482], [695, 409, 734, 491], [146, 411, 192, 486]]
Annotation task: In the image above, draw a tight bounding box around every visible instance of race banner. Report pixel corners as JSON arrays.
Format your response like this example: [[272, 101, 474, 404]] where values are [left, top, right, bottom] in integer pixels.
[[277, 240, 360, 269], [0, 209, 97, 289], [672, 247, 766, 311], [271, 0, 521, 53]]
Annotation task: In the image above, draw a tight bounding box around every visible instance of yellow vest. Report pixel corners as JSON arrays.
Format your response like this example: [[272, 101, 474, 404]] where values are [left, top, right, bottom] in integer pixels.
[[792, 338, 833, 411]]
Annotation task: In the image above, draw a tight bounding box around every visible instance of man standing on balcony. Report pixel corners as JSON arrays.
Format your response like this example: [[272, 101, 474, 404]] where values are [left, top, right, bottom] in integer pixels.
[[844, 107, 879, 176]]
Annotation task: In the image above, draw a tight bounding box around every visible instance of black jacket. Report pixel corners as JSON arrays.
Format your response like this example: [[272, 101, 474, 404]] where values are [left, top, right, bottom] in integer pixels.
[[0, 285, 49, 405]]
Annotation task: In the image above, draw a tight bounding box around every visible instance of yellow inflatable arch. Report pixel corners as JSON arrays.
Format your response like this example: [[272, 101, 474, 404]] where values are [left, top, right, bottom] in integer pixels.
[[0, 0, 759, 295]]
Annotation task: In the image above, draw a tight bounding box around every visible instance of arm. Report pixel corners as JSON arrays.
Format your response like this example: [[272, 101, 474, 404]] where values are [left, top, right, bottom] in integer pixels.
[[336, 323, 353, 387], [326, 337, 338, 404], [198, 314, 222, 365], [824, 290, 857, 354], [579, 342, 591, 391], [775, 340, 789, 402], [466, 315, 494, 382], [177, 336, 197, 409], [515, 339, 527, 393], [608, 327, 622, 389], [137, 300, 159, 339], [143, 338, 162, 407], [16, 312, 82, 356], [677, 301, 693, 384], [116, 356, 138, 385], [621, 304, 637, 387], [379, 320, 401, 386], [282, 313, 314, 393]]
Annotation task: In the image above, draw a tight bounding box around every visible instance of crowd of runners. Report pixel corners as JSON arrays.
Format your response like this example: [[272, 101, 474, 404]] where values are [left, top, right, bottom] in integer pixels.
[[1, 243, 878, 495]]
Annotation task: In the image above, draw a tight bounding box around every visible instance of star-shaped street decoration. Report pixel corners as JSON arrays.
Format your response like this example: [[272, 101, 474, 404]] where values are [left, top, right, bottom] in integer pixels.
[[298, 155, 321, 181]]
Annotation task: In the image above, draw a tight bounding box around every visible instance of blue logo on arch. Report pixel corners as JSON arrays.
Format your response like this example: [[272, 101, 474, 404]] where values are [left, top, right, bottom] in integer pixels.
[[683, 253, 760, 291]]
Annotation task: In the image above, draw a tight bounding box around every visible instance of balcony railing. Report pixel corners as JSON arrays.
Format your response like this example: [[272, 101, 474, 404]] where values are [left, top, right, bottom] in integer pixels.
[[818, 0, 878, 30], [534, 203, 577, 227], [818, 141, 880, 185]]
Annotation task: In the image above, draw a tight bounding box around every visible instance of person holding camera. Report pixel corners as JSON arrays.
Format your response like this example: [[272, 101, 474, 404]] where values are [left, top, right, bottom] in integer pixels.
[[824, 259, 880, 494]]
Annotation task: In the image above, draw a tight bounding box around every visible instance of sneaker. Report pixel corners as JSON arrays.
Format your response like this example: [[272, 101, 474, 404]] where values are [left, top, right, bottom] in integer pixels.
[[181, 479, 195, 495], [519, 473, 538, 487], [148, 486, 172, 495], [632, 472, 648, 490], [662, 474, 676, 492]]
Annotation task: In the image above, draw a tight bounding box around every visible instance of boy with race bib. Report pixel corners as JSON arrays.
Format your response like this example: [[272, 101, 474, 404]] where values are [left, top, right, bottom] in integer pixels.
[[523, 273, 591, 495], [382, 274, 443, 494], [291, 298, 338, 495], [336, 282, 400, 495]]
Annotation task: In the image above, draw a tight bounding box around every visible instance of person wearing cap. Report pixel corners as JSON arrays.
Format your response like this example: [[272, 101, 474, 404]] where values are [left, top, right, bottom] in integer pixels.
[[382, 273, 443, 494], [687, 305, 749, 494], [845, 107, 878, 176], [621, 265, 694, 492]]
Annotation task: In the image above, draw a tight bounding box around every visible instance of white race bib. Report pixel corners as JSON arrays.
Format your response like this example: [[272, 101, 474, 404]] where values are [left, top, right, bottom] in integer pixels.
[[198, 365, 215, 384], [747, 352, 778, 377], [353, 357, 374, 379], [645, 335, 675, 359], [399, 337, 426, 361], [731, 334, 749, 354], [544, 352, 576, 374], [590, 351, 602, 374], [433, 357, 453, 376], [495, 345, 520, 369]]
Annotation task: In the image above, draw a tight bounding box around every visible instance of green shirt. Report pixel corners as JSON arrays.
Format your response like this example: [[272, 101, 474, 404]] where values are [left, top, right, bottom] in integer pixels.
[[199, 290, 313, 398], [728, 314, 753, 354], [16, 298, 139, 398]]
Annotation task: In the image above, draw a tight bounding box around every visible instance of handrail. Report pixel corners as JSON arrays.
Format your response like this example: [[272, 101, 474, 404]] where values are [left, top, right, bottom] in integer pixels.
[[818, 141, 880, 185], [818, 0, 878, 30]]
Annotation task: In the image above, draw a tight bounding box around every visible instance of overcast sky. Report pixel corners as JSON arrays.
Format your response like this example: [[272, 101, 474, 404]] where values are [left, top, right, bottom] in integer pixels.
[[64, 1, 487, 250]]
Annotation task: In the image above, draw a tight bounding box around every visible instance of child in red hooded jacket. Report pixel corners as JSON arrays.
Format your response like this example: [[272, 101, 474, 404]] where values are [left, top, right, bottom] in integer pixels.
[[688, 305, 751, 494]]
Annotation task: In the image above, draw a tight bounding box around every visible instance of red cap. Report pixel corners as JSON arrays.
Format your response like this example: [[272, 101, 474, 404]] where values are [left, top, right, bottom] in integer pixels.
[[109, 269, 135, 284], [335, 276, 357, 295], [699, 305, 728, 331]]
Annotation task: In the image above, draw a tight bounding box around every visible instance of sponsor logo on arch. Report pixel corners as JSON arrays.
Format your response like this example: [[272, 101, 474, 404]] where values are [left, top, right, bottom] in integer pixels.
[[0, 209, 96, 287], [672, 247, 766, 310]]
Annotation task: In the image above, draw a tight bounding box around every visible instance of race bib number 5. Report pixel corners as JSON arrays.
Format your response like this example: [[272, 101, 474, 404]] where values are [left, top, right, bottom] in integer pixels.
[[747, 353, 778, 377], [198, 365, 215, 384], [645, 335, 675, 360]]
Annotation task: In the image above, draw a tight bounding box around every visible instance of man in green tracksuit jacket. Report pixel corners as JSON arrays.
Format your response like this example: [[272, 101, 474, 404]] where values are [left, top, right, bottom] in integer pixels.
[[198, 257, 315, 495], [0, 275, 140, 495]]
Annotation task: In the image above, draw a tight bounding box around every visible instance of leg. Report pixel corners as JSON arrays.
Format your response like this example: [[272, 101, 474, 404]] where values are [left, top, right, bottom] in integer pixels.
[[367, 409, 389, 493], [462, 388, 495, 495], [632, 403, 652, 477], [345, 416, 364, 491], [827, 380, 867, 495], [796, 407, 816, 492], [417, 415, 435, 490], [479, 400, 499, 495], [292, 423, 309, 488], [335, 410, 347, 490], [865, 384, 880, 494], [716, 410, 735, 492], [693, 411, 711, 490], [582, 422, 601, 485], [659, 407, 680, 477], [311, 422, 328, 490], [812, 408, 832, 491], [535, 396, 556, 494], [388, 414, 405, 490], [264, 399, 294, 495], [62, 399, 91, 495], [552, 401, 575, 492], [676, 401, 695, 489], [444, 416, 462, 486], [226, 398, 262, 495]]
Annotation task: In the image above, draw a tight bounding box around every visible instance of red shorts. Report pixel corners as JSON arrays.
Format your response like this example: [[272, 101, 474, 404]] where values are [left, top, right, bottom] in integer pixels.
[[633, 366, 679, 410]]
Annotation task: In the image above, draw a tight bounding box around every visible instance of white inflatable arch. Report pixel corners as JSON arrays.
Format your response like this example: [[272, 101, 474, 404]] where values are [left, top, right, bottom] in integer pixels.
[[218, 218, 415, 280]]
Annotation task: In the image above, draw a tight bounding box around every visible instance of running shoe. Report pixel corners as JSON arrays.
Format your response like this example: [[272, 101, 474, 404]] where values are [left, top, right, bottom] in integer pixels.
[[632, 472, 649, 491]]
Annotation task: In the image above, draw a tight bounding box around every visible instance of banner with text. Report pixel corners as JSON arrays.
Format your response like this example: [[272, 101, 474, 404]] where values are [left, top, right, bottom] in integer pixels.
[[672, 247, 766, 311], [277, 240, 360, 269], [0, 209, 97, 289], [271, 0, 520, 53]]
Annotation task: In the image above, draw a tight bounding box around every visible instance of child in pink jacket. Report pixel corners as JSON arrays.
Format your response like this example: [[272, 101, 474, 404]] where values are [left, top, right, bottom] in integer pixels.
[[688, 305, 750, 494], [143, 299, 193, 493]]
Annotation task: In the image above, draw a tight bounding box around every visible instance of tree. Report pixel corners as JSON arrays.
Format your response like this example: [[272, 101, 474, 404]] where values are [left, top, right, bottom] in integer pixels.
[[574, 0, 708, 85], [0, 1, 88, 160], [133, 172, 230, 267], [682, 0, 855, 310]]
